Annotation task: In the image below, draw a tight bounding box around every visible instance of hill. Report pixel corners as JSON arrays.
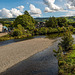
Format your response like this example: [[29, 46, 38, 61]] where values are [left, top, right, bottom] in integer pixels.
[[0, 16, 75, 22]]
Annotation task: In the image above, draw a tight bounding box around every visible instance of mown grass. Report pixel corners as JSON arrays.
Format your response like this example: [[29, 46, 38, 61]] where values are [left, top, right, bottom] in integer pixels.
[[58, 44, 75, 75]]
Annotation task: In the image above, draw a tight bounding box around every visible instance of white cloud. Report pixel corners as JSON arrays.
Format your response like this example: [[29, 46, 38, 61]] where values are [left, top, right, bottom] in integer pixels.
[[17, 5, 24, 12], [0, 6, 23, 18], [43, 0, 65, 12], [29, 4, 42, 17], [65, 11, 75, 16], [10, 8, 22, 17], [66, 0, 75, 10], [0, 8, 13, 18]]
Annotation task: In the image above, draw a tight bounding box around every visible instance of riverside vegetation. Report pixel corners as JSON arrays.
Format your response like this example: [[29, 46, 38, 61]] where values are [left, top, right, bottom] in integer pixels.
[[53, 30, 75, 75], [0, 11, 75, 75]]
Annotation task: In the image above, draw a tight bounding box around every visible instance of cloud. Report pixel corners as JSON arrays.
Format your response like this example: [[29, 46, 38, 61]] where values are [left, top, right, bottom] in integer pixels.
[[17, 5, 24, 12], [65, 10, 75, 16], [0, 6, 23, 18], [29, 4, 42, 17], [43, 0, 65, 12], [66, 0, 75, 10], [0, 8, 13, 18], [10, 8, 22, 17]]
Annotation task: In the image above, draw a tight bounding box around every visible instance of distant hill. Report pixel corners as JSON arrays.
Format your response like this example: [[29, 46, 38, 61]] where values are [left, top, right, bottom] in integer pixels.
[[0, 18, 49, 22], [35, 17, 49, 22], [0, 18, 15, 22], [0, 16, 75, 22]]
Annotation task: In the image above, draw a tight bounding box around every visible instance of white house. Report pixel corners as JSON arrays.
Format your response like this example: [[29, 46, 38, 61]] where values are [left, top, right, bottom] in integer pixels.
[[0, 23, 4, 32]]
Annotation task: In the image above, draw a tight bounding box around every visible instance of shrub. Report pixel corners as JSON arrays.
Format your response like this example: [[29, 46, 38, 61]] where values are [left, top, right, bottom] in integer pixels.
[[13, 29, 23, 36], [59, 30, 74, 51]]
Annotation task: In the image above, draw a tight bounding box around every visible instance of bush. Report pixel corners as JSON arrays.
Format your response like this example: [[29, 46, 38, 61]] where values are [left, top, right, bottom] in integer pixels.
[[59, 30, 74, 51], [13, 29, 23, 36]]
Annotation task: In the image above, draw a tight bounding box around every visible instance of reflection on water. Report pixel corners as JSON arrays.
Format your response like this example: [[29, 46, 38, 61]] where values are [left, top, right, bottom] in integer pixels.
[[46, 33, 64, 39], [0, 33, 75, 46]]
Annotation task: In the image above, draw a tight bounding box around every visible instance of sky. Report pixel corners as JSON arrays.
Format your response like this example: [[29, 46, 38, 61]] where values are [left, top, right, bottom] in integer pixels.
[[0, 0, 75, 18]]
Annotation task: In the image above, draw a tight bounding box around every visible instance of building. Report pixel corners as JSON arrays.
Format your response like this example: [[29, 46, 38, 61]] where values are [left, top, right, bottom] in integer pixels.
[[0, 23, 4, 32], [36, 22, 46, 28], [0, 23, 8, 32]]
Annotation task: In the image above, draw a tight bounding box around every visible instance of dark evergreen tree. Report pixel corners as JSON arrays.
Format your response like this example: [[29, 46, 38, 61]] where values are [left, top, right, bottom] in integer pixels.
[[45, 17, 57, 28], [57, 17, 68, 27], [59, 29, 74, 51]]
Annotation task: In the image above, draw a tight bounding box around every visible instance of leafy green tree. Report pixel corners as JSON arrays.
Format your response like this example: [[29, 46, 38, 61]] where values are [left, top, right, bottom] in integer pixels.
[[24, 11, 30, 16], [13, 29, 23, 36], [59, 30, 74, 51], [13, 24, 25, 36], [46, 17, 58, 28], [53, 45, 63, 59], [13, 12, 35, 30], [57, 17, 68, 27]]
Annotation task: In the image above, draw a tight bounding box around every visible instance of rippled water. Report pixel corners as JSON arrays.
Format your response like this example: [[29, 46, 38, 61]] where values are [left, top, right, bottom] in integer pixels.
[[0, 34, 75, 75]]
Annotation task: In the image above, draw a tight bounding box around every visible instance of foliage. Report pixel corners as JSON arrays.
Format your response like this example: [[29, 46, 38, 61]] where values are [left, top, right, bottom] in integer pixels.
[[13, 24, 25, 36], [46, 17, 58, 28], [13, 11, 35, 30], [53, 30, 75, 75], [13, 29, 23, 36], [24, 11, 30, 16], [57, 17, 68, 27], [0, 35, 13, 41], [53, 45, 63, 59], [68, 22, 75, 27], [45, 17, 68, 28], [58, 44, 75, 75], [38, 27, 48, 35], [59, 30, 74, 51]]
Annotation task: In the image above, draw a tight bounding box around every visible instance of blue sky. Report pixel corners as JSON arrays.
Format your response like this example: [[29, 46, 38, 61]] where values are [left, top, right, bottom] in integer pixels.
[[0, 0, 75, 18]]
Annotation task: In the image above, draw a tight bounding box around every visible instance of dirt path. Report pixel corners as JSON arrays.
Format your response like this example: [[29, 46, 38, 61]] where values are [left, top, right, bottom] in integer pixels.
[[0, 38, 54, 73]]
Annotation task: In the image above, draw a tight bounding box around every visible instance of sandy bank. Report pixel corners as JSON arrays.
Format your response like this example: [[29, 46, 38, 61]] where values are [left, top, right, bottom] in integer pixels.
[[0, 38, 54, 73]]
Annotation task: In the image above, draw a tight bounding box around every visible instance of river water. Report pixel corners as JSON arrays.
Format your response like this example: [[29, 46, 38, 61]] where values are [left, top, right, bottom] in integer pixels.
[[0, 34, 75, 75]]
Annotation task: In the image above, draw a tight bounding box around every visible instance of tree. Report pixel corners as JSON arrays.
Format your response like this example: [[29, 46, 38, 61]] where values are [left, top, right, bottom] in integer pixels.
[[13, 24, 25, 36], [59, 29, 74, 51], [45, 17, 58, 28], [13, 11, 35, 30], [24, 11, 30, 16], [57, 17, 68, 27]]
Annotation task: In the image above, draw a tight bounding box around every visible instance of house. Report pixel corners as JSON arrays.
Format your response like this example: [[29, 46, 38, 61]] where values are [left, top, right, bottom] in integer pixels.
[[0, 23, 8, 32], [0, 23, 4, 32], [36, 22, 46, 28]]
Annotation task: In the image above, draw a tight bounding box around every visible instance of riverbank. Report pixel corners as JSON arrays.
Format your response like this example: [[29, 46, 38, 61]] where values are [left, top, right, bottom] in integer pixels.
[[0, 32, 8, 37], [0, 38, 54, 73], [58, 44, 75, 75]]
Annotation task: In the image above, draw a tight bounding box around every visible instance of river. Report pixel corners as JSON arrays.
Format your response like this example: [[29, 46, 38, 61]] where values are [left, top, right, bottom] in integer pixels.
[[0, 34, 75, 75]]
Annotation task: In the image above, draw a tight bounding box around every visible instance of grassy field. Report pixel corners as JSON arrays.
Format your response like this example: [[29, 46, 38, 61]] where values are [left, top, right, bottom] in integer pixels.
[[59, 44, 75, 75]]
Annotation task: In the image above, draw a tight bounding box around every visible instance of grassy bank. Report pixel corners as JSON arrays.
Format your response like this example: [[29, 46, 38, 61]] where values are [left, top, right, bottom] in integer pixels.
[[58, 44, 75, 75], [0, 34, 32, 41]]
